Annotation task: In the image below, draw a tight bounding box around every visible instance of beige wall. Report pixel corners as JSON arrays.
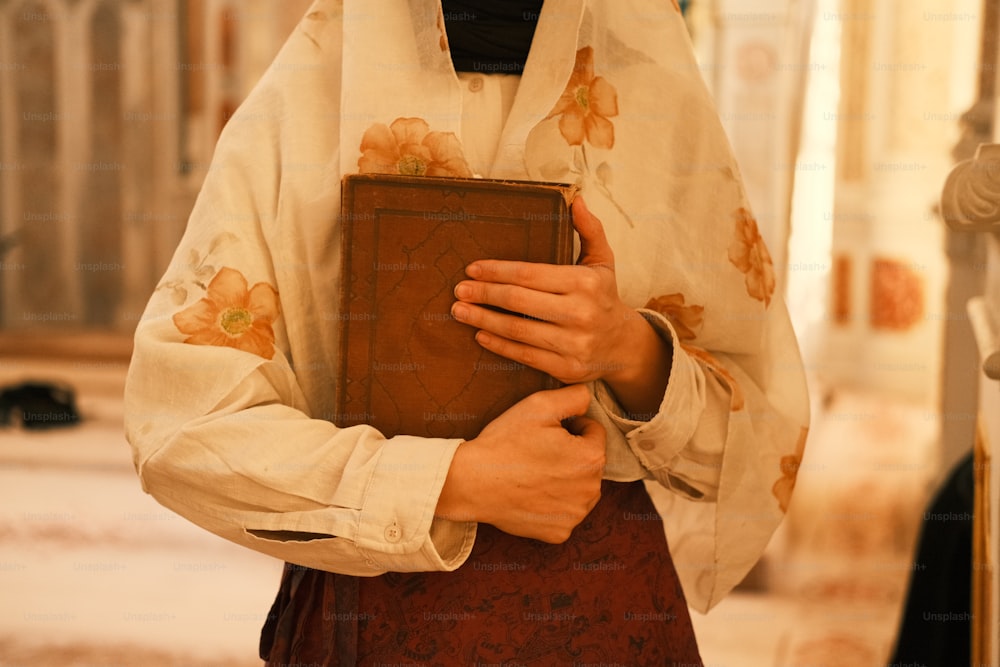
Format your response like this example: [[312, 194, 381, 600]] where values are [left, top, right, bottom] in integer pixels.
[[0, 0, 311, 333]]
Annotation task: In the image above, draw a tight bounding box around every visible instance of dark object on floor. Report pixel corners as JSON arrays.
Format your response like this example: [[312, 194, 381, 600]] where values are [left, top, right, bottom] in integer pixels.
[[888, 451, 972, 666], [0, 381, 82, 429]]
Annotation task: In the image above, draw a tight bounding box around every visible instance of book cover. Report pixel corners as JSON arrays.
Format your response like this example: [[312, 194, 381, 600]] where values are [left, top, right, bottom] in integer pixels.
[[336, 173, 577, 439]]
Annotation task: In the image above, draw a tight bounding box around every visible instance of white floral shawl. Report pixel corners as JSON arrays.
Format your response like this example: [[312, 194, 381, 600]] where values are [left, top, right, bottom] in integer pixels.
[[125, 0, 810, 613]]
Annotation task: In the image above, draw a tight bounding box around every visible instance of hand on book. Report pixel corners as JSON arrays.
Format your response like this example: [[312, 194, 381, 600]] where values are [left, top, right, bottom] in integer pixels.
[[451, 197, 672, 417], [435, 384, 606, 544]]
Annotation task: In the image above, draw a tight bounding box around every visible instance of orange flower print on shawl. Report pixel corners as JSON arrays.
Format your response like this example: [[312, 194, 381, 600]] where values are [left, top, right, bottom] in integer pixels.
[[645, 293, 704, 341], [358, 117, 472, 178], [546, 46, 619, 149], [173, 267, 280, 360], [773, 427, 809, 512], [680, 344, 745, 412], [728, 207, 776, 307]]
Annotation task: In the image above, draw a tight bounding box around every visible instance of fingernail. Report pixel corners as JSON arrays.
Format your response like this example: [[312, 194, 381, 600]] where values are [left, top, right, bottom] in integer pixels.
[[452, 302, 469, 320], [466, 263, 482, 278], [475, 331, 492, 345], [454, 283, 471, 299]]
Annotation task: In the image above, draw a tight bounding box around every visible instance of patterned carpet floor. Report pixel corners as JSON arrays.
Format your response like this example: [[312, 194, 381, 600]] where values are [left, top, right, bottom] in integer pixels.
[[692, 387, 940, 667], [1, 358, 939, 666]]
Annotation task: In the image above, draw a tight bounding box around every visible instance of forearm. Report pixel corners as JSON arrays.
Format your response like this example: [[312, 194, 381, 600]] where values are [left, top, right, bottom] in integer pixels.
[[126, 338, 474, 574]]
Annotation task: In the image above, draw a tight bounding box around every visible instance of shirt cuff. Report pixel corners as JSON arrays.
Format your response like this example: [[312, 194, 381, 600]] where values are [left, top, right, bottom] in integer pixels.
[[594, 308, 707, 473], [354, 435, 476, 572]]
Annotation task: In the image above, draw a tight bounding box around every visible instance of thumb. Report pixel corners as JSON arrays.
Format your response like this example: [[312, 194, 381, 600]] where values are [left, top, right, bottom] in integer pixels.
[[531, 383, 593, 424], [572, 197, 615, 269], [563, 414, 605, 442]]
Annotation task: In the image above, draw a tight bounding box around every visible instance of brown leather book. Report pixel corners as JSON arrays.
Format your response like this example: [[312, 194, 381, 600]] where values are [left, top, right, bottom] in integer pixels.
[[336, 173, 577, 439]]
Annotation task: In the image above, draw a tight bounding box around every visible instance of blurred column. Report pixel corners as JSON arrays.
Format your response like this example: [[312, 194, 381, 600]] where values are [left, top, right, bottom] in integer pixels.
[[939, 146, 1000, 667], [79, 1, 124, 327], [6, 1, 75, 328], [939, 0, 994, 489]]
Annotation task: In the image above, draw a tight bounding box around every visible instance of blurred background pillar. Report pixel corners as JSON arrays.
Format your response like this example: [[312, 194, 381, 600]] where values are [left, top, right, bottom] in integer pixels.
[[0, 0, 310, 343]]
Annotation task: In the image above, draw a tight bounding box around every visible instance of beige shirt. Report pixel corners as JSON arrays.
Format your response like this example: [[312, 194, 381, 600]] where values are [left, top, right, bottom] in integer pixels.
[[124, 0, 810, 613]]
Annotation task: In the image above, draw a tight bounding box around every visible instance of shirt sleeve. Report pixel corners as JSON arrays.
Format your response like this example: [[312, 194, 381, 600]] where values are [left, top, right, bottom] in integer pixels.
[[590, 298, 810, 613], [537, 4, 815, 613], [128, 356, 474, 575], [124, 5, 476, 577], [592, 309, 716, 499]]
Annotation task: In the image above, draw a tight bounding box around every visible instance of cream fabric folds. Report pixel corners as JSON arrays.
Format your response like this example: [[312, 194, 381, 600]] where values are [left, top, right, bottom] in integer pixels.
[[124, 0, 810, 614], [126, 2, 476, 579]]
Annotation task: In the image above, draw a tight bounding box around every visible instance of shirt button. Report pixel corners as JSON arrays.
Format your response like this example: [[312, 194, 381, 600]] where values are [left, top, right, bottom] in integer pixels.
[[638, 440, 656, 451], [468, 76, 484, 92], [384, 524, 401, 542]]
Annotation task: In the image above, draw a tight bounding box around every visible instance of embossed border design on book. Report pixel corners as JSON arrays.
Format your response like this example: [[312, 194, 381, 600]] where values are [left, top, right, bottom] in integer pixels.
[[337, 174, 576, 439]]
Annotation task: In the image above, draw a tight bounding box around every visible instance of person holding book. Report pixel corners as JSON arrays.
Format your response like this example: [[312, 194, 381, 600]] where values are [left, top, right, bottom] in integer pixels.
[[125, 1, 811, 664]]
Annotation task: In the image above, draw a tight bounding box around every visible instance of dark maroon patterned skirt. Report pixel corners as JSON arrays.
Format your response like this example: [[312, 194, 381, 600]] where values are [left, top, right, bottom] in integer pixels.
[[260, 480, 702, 666]]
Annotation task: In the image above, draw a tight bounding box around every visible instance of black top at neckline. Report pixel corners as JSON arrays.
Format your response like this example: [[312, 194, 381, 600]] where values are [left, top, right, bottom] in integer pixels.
[[441, 1, 544, 74]]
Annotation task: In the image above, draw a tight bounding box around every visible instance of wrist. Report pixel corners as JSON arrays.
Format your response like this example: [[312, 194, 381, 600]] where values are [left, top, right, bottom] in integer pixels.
[[434, 440, 482, 524], [603, 311, 672, 418]]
